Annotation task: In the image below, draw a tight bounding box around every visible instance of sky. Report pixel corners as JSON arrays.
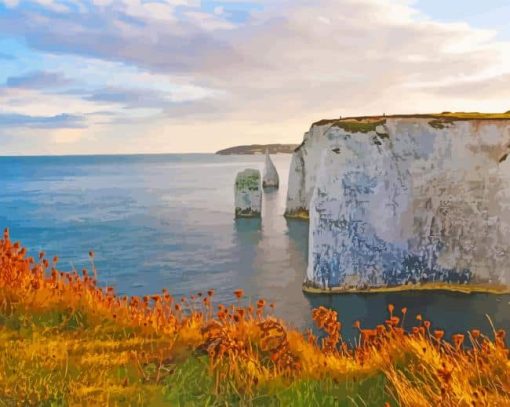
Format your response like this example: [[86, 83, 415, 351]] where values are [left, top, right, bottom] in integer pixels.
[[0, 0, 510, 155]]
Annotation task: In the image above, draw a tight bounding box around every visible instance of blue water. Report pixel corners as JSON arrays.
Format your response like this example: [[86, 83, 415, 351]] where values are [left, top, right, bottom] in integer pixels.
[[1, 154, 509, 340]]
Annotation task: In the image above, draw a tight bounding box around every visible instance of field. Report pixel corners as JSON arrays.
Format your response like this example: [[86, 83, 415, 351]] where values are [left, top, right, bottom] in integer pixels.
[[1, 228, 509, 406]]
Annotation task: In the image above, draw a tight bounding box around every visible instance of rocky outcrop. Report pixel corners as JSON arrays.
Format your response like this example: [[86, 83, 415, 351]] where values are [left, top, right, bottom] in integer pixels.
[[263, 151, 279, 189], [285, 122, 333, 218], [235, 169, 262, 218], [291, 115, 510, 291]]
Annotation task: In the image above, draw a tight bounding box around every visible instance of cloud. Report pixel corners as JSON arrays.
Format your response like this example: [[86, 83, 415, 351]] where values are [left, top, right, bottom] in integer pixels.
[[425, 72, 510, 99], [0, 1, 240, 74], [1, 0, 510, 154], [0, 112, 86, 128], [5, 71, 72, 89], [81, 86, 174, 109]]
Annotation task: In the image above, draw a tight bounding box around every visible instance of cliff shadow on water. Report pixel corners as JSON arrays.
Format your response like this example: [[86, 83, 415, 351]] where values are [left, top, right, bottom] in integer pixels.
[[304, 290, 510, 343], [285, 218, 309, 262]]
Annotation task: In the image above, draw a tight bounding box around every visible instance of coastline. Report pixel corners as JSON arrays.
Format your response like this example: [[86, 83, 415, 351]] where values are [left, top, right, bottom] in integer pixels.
[[302, 282, 510, 295], [284, 209, 310, 221]]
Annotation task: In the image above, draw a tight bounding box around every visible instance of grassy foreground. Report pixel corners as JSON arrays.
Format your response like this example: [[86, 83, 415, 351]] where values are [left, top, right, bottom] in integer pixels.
[[1, 229, 509, 406]]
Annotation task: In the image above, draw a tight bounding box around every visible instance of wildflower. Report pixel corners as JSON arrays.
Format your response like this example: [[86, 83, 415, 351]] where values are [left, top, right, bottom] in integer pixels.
[[471, 329, 481, 339], [233, 289, 244, 299], [434, 330, 445, 340], [452, 334, 465, 350], [387, 304, 394, 316]]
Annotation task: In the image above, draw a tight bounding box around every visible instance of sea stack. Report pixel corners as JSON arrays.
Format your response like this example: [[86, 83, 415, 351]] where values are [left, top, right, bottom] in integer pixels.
[[287, 114, 510, 292], [235, 169, 262, 218], [262, 150, 279, 189]]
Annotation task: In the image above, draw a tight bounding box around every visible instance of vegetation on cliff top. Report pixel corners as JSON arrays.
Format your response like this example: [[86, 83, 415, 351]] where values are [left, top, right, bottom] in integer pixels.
[[313, 111, 510, 128], [1, 229, 509, 406]]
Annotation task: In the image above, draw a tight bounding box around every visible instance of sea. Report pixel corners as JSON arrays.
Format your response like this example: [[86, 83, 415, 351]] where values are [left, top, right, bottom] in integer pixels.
[[1, 153, 509, 340]]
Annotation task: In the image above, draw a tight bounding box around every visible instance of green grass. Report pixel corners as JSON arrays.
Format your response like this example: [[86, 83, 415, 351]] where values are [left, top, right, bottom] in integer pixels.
[[312, 111, 510, 129], [0, 303, 397, 406], [332, 119, 387, 134], [161, 356, 394, 406]]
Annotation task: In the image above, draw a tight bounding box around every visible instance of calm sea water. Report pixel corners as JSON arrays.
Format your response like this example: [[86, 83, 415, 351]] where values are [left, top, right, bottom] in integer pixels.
[[1, 154, 509, 340]]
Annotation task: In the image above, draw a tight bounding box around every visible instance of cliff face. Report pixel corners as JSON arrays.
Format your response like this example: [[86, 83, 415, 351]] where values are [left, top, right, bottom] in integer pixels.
[[288, 116, 510, 290], [286, 124, 332, 217]]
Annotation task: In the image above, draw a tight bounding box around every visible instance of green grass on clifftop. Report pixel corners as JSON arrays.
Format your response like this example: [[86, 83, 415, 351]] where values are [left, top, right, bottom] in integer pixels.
[[313, 111, 510, 128]]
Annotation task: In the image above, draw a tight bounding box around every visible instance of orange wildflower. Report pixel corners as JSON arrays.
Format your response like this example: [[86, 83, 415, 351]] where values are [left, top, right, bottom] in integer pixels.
[[434, 330, 445, 340]]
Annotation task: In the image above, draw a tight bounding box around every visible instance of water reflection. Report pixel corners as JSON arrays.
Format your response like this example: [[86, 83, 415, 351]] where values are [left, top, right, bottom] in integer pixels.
[[286, 219, 309, 261], [233, 218, 262, 252]]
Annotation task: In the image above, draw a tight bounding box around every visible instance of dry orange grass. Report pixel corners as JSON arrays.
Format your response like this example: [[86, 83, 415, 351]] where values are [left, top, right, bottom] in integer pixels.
[[0, 227, 509, 406]]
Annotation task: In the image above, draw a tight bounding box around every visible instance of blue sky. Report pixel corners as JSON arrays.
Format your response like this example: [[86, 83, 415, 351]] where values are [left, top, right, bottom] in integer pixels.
[[1, 0, 510, 155], [417, 0, 510, 39]]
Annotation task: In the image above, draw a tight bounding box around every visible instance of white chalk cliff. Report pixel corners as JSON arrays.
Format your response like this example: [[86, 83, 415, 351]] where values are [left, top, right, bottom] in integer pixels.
[[263, 151, 279, 188], [235, 169, 262, 218], [285, 115, 510, 290]]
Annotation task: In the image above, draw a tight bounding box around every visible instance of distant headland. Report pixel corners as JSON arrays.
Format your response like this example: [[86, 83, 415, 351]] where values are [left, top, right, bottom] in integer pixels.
[[216, 144, 298, 155]]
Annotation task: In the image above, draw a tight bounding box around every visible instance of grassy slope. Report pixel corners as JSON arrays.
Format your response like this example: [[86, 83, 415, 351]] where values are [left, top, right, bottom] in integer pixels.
[[1, 231, 509, 406], [0, 307, 391, 406]]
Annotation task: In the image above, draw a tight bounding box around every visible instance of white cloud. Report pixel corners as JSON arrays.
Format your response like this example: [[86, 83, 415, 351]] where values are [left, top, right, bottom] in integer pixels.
[[1, 0, 20, 7], [1, 0, 510, 154]]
